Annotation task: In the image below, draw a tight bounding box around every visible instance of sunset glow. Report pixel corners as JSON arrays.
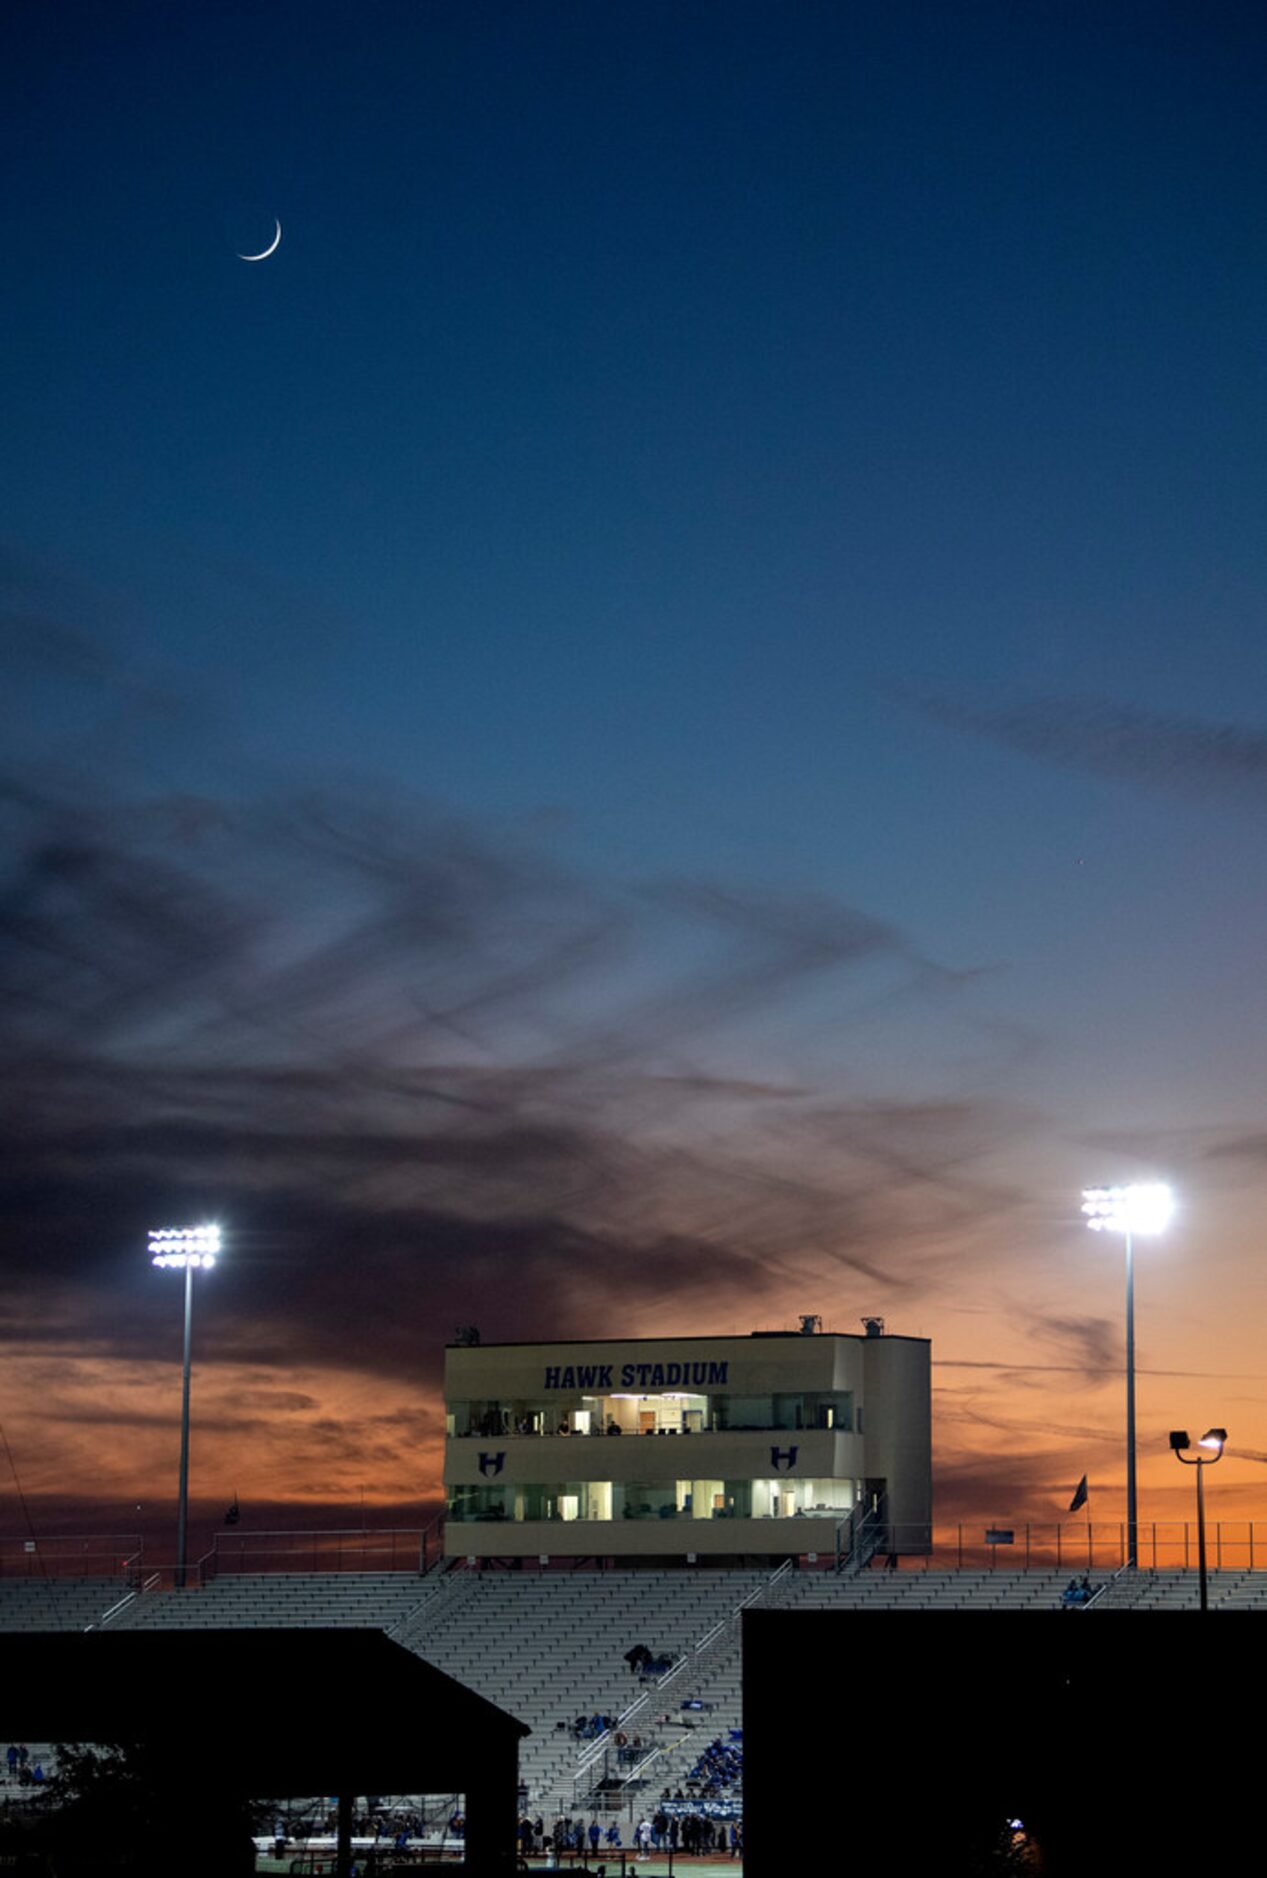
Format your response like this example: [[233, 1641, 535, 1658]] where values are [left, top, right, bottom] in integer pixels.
[[4, 4, 1267, 1569]]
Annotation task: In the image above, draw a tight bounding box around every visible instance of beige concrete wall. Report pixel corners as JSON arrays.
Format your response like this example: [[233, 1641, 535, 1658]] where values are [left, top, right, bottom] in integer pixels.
[[444, 1514, 846, 1560], [445, 1334, 861, 1403], [861, 1334, 932, 1542]]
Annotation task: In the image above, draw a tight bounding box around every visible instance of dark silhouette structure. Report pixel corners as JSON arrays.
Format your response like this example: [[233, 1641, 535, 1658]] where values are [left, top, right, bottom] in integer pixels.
[[2, 1628, 526, 1877], [744, 1609, 1261, 1877]]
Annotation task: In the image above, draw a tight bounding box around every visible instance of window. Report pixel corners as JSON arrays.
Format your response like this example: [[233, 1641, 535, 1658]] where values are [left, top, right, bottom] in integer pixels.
[[447, 1484, 512, 1522]]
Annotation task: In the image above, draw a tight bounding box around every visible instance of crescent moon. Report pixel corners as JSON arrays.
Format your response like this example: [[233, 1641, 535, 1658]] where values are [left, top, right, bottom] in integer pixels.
[[237, 218, 282, 262]]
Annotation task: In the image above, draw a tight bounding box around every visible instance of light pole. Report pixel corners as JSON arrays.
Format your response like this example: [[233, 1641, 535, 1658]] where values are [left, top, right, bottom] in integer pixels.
[[1082, 1183, 1174, 1568], [1169, 1428, 1227, 1611], [149, 1224, 220, 1588]]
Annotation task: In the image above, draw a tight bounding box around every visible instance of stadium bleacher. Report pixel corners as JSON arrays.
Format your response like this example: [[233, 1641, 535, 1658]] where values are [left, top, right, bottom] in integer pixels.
[[3, 1556, 1263, 1813]]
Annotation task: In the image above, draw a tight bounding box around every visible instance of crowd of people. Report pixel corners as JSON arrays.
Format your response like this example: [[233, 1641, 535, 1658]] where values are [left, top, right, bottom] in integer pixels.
[[537, 1641, 744, 1861], [636, 1807, 742, 1855], [521, 1810, 742, 1860], [3, 1747, 45, 1788], [684, 1731, 743, 1799], [1060, 1575, 1098, 1607], [522, 1815, 625, 1857]]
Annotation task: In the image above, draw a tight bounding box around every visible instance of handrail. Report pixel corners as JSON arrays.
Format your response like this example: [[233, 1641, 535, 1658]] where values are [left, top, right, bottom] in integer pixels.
[[586, 1566, 779, 1755], [86, 1591, 137, 1631], [671, 1558, 793, 1669], [571, 1557, 794, 1809], [418, 1509, 445, 1575], [1080, 1562, 1130, 1611], [833, 1497, 888, 1575], [575, 1684, 653, 1776], [386, 1555, 474, 1643]]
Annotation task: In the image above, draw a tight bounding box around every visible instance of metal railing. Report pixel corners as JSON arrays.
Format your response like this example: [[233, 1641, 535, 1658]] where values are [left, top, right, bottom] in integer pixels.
[[832, 1496, 887, 1574], [385, 1554, 474, 1644], [14, 1518, 1267, 1584], [1080, 1563, 1127, 1610], [87, 1591, 137, 1630], [0, 1534, 142, 1578], [195, 1527, 428, 1581], [569, 1558, 792, 1811], [855, 1520, 1267, 1571], [418, 1507, 447, 1575]]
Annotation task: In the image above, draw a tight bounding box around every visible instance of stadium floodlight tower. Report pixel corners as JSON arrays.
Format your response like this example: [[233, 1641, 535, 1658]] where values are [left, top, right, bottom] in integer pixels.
[[1082, 1183, 1174, 1569], [149, 1224, 220, 1588]]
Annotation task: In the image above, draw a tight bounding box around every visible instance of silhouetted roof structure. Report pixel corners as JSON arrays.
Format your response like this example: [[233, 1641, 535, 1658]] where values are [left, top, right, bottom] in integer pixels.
[[3, 1627, 527, 1796]]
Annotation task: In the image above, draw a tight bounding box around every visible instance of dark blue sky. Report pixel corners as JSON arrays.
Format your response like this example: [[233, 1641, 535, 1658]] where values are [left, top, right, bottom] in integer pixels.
[[5, 1, 1267, 1532]]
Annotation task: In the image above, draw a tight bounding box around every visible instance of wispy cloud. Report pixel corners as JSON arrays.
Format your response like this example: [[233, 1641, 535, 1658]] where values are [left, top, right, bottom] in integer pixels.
[[1017, 1309, 1118, 1385], [0, 604, 1022, 1425], [0, 572, 1041, 1522], [917, 693, 1267, 804]]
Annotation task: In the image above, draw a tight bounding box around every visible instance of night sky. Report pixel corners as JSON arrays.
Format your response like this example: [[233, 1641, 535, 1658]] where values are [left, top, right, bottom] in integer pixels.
[[5, 0, 1267, 1552]]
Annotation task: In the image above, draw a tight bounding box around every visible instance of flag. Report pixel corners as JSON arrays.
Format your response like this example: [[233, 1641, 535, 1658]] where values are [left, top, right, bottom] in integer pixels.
[[1068, 1475, 1088, 1514]]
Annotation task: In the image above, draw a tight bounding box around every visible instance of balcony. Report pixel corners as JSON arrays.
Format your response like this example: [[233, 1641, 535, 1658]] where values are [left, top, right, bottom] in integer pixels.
[[446, 1428, 859, 1484], [444, 1512, 851, 1560]]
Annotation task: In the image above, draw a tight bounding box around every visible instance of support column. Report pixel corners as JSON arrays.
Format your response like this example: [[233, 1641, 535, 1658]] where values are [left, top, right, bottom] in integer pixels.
[[464, 1738, 520, 1877], [336, 1791, 353, 1878]]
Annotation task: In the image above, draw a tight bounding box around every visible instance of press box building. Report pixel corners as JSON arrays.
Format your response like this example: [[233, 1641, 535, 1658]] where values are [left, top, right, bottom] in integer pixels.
[[444, 1320, 931, 1562]]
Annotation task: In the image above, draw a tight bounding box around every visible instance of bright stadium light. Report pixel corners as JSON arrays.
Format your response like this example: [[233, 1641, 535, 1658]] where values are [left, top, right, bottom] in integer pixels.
[[1081, 1184, 1174, 1238], [150, 1224, 221, 1587], [148, 1224, 220, 1269], [1171, 1425, 1227, 1610], [1082, 1183, 1174, 1570]]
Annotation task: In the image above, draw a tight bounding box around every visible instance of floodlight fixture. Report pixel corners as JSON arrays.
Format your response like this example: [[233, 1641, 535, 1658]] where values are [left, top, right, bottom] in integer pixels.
[[149, 1224, 220, 1269], [1081, 1183, 1174, 1237], [1169, 1430, 1191, 1453], [1199, 1427, 1227, 1452]]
